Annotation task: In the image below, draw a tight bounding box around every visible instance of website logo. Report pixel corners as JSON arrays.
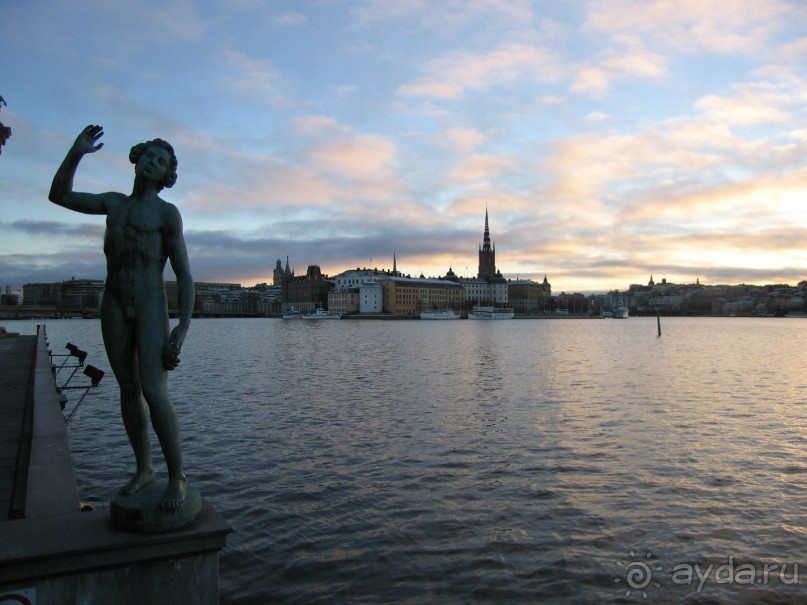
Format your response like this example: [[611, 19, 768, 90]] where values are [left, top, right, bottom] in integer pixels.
[[615, 551, 662, 599]]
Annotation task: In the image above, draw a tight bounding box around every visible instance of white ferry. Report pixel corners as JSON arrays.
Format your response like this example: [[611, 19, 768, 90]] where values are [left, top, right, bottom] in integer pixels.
[[613, 306, 629, 319], [300, 308, 342, 320], [467, 306, 514, 320], [420, 309, 461, 320]]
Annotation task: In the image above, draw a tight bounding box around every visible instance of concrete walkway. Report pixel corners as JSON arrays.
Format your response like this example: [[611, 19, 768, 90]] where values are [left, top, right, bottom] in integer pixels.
[[0, 331, 36, 520]]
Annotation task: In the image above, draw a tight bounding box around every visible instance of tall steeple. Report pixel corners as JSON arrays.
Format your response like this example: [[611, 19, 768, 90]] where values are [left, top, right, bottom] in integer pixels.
[[481, 208, 493, 253], [392, 250, 398, 276], [477, 208, 496, 281]]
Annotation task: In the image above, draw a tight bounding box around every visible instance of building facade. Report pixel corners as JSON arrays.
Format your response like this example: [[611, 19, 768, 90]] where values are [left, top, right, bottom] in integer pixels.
[[379, 276, 465, 315], [360, 281, 383, 313], [328, 289, 360, 314], [330, 264, 402, 314], [508, 276, 551, 314], [282, 264, 332, 312], [23, 279, 105, 309]]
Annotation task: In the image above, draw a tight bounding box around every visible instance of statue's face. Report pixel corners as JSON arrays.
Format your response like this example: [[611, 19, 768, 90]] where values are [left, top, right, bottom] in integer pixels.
[[136, 146, 171, 182]]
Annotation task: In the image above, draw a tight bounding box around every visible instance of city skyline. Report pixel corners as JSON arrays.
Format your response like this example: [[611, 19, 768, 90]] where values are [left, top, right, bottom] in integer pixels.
[[2, 1, 807, 292]]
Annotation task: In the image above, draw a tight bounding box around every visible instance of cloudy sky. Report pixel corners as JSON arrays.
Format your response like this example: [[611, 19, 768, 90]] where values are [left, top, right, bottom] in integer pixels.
[[2, 0, 807, 293]]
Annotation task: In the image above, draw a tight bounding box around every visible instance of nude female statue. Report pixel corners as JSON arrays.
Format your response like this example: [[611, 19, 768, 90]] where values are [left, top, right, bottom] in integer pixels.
[[49, 125, 195, 510]]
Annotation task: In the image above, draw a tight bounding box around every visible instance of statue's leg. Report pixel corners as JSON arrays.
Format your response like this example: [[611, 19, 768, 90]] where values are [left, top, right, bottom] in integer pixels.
[[137, 299, 185, 510], [101, 295, 155, 494]]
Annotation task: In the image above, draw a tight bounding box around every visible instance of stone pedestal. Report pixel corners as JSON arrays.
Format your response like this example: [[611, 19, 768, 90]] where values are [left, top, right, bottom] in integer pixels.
[[0, 502, 231, 605], [111, 482, 202, 533], [0, 329, 232, 605]]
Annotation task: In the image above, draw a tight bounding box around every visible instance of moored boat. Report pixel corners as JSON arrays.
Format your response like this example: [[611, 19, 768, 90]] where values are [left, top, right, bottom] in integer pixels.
[[420, 309, 461, 320], [467, 305, 514, 320], [282, 308, 306, 319], [613, 305, 629, 319], [301, 308, 342, 320]]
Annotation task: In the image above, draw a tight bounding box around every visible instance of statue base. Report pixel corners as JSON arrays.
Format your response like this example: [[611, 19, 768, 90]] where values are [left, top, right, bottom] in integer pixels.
[[110, 481, 201, 533]]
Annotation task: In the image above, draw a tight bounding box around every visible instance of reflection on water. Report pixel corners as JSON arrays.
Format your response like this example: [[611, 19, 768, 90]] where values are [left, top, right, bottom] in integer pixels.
[[6, 317, 807, 604]]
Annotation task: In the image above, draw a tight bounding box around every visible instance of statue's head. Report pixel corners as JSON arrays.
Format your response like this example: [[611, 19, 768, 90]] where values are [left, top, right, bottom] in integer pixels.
[[129, 138, 178, 190]]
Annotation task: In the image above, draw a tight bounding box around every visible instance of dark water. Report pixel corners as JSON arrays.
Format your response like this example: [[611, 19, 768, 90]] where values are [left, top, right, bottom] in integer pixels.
[[6, 317, 807, 604]]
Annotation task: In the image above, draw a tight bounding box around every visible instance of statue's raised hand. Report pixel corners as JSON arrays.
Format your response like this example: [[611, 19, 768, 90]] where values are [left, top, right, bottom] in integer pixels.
[[72, 125, 104, 155]]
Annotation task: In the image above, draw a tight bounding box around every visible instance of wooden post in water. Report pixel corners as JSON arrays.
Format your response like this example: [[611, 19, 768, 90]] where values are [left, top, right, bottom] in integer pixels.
[[657, 309, 662, 337]]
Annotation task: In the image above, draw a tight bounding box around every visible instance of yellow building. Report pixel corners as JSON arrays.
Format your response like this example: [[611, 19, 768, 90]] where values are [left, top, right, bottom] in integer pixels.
[[329, 289, 360, 314], [379, 277, 465, 315]]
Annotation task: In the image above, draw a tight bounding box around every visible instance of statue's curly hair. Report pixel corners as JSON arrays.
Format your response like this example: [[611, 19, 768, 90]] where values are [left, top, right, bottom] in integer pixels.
[[129, 138, 178, 190]]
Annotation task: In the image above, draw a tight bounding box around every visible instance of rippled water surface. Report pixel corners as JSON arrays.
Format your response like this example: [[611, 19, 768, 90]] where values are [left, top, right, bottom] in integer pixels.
[[7, 317, 807, 604]]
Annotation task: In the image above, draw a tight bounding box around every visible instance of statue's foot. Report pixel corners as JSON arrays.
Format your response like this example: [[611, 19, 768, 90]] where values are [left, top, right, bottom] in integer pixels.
[[119, 469, 155, 496], [161, 476, 187, 511]]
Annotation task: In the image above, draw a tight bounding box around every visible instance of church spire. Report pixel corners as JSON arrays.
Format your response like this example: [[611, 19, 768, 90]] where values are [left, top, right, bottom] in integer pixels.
[[393, 250, 398, 276], [481, 207, 493, 253], [477, 208, 496, 281]]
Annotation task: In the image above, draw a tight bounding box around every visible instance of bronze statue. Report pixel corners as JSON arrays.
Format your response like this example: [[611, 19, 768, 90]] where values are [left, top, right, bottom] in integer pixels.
[[49, 125, 194, 512]]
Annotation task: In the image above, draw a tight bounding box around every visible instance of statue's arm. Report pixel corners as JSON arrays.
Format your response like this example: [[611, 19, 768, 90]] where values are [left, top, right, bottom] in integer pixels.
[[48, 125, 115, 215], [165, 203, 194, 360]]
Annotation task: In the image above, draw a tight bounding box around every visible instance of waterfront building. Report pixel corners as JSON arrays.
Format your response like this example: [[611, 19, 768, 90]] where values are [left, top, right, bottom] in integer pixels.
[[720, 297, 755, 316], [508, 276, 551, 314], [461, 276, 508, 306], [22, 278, 248, 314], [282, 264, 332, 313], [379, 276, 465, 315], [328, 289, 360, 315], [22, 282, 62, 307], [360, 281, 383, 313], [189, 282, 242, 301], [166, 281, 240, 314], [763, 286, 804, 315], [330, 261, 401, 314], [556, 291, 588, 315], [193, 281, 243, 292], [61, 279, 105, 310], [23, 278, 105, 310], [257, 283, 283, 303], [199, 292, 264, 315], [620, 278, 807, 316], [328, 282, 384, 315], [687, 285, 731, 315]]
